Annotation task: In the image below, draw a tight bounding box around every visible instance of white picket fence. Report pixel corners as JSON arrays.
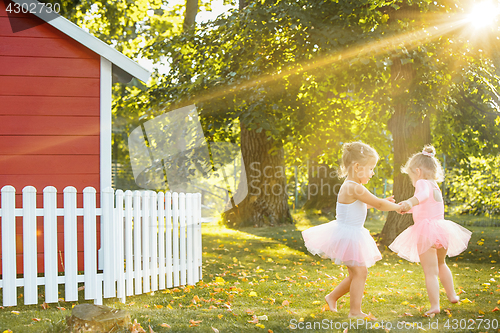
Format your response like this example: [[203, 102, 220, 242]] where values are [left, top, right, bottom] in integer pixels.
[[0, 185, 203, 306]]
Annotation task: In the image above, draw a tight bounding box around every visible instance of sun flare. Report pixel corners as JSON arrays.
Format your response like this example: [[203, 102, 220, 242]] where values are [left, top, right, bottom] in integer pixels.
[[468, 1, 499, 28]]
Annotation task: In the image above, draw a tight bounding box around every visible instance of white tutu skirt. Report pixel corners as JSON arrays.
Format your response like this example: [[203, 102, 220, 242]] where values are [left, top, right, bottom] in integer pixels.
[[389, 218, 472, 263], [302, 220, 382, 267]]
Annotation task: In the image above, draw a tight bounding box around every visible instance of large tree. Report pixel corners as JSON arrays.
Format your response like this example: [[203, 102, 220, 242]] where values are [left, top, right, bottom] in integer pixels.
[[379, 1, 500, 245]]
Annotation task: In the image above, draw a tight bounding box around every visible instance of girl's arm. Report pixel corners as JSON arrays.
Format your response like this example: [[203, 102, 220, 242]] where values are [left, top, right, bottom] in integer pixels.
[[367, 195, 395, 209], [353, 184, 402, 212], [401, 179, 430, 212]]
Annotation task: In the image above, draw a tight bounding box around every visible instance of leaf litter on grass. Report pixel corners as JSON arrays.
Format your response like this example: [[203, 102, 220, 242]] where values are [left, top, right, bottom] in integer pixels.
[[0, 214, 498, 332]]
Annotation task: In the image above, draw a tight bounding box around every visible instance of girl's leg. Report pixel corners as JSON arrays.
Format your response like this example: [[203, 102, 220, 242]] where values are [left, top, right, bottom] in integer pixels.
[[419, 247, 440, 315], [325, 275, 351, 312], [346, 265, 368, 317], [437, 247, 459, 303]]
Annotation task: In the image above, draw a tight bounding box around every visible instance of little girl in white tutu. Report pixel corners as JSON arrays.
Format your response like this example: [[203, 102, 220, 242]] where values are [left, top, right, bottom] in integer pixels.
[[389, 145, 471, 315], [302, 141, 402, 317]]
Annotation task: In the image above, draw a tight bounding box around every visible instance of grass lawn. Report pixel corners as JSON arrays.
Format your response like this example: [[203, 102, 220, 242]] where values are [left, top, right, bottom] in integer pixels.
[[0, 211, 499, 332]]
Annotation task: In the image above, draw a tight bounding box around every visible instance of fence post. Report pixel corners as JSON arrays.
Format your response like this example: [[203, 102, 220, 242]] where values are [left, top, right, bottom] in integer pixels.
[[172, 192, 179, 287], [150, 191, 158, 292], [192, 193, 200, 283], [23, 186, 38, 305], [142, 191, 150, 293], [43, 186, 58, 304], [197, 193, 203, 280], [158, 192, 166, 290], [64, 186, 78, 302], [133, 191, 142, 295], [186, 193, 194, 285], [83, 187, 98, 303], [166, 192, 173, 288], [124, 190, 134, 296], [102, 187, 115, 298], [179, 193, 186, 286], [115, 190, 125, 303], [1, 186, 17, 306]]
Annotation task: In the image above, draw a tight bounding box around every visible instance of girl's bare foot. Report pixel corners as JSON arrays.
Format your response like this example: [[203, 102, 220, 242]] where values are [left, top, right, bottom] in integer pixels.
[[448, 295, 459, 304], [348, 311, 369, 318], [424, 308, 440, 316], [325, 294, 338, 312]]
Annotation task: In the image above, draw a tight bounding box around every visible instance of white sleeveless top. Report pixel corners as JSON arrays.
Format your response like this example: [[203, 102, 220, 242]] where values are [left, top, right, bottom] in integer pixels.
[[336, 180, 367, 228]]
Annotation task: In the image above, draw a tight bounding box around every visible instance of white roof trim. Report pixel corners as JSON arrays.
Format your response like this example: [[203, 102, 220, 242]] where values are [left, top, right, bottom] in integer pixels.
[[12, 0, 151, 83]]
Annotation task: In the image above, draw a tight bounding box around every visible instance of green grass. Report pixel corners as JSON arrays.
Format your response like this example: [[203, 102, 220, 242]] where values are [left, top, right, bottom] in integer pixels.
[[0, 212, 499, 332]]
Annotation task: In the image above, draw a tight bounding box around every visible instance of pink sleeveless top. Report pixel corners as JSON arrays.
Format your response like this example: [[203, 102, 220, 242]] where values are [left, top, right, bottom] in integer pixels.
[[410, 179, 444, 223]]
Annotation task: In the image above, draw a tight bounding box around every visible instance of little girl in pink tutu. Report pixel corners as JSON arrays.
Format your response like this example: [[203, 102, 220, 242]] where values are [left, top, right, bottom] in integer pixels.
[[302, 141, 402, 318], [389, 145, 472, 316]]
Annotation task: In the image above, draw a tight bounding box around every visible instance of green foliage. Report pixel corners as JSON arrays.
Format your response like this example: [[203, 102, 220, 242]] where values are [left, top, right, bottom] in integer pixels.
[[447, 155, 500, 216], [43, 0, 182, 59]]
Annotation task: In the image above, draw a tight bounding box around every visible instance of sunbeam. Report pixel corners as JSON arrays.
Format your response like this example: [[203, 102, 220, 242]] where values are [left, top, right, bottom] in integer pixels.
[[163, 12, 474, 115]]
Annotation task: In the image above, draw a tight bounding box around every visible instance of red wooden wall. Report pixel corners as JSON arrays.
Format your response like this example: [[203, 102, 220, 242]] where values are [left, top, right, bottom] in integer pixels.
[[0, 0, 101, 274]]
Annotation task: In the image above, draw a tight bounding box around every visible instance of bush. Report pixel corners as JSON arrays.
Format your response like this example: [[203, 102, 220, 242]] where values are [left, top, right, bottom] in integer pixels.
[[447, 155, 500, 216]]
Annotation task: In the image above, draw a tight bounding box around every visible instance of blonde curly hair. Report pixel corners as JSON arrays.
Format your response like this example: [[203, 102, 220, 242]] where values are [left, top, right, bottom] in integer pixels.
[[338, 141, 379, 178], [401, 145, 444, 182]]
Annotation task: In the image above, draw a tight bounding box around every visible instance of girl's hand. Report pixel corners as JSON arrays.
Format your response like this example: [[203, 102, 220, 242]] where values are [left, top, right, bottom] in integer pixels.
[[395, 204, 404, 214], [385, 195, 395, 203], [398, 201, 412, 214]]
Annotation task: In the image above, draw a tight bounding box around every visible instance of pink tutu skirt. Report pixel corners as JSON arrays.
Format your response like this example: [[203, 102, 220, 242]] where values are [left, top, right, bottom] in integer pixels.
[[389, 218, 472, 263], [302, 220, 382, 267]]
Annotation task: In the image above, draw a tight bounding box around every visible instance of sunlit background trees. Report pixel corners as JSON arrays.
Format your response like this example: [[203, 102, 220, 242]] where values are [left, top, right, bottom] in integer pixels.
[[47, 0, 500, 243]]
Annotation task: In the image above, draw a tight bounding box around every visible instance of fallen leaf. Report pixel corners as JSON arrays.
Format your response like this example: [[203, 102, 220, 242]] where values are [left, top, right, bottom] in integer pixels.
[[256, 324, 265, 328], [131, 319, 146, 333], [212, 327, 219, 333], [32, 318, 41, 322], [56, 307, 66, 311], [160, 323, 171, 328], [189, 319, 202, 327], [365, 313, 377, 320], [245, 309, 254, 315], [282, 300, 290, 306], [41, 302, 49, 310], [249, 291, 258, 297], [10, 311, 19, 315], [148, 325, 155, 333], [492, 307, 500, 312]]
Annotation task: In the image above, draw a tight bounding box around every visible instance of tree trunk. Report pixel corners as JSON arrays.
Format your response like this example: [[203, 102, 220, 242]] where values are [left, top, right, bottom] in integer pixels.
[[379, 58, 431, 246], [221, 123, 293, 228], [183, 0, 198, 32], [302, 160, 341, 216]]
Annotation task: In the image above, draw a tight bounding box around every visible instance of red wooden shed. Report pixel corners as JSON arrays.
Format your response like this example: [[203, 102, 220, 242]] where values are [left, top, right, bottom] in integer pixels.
[[0, 0, 150, 273]]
